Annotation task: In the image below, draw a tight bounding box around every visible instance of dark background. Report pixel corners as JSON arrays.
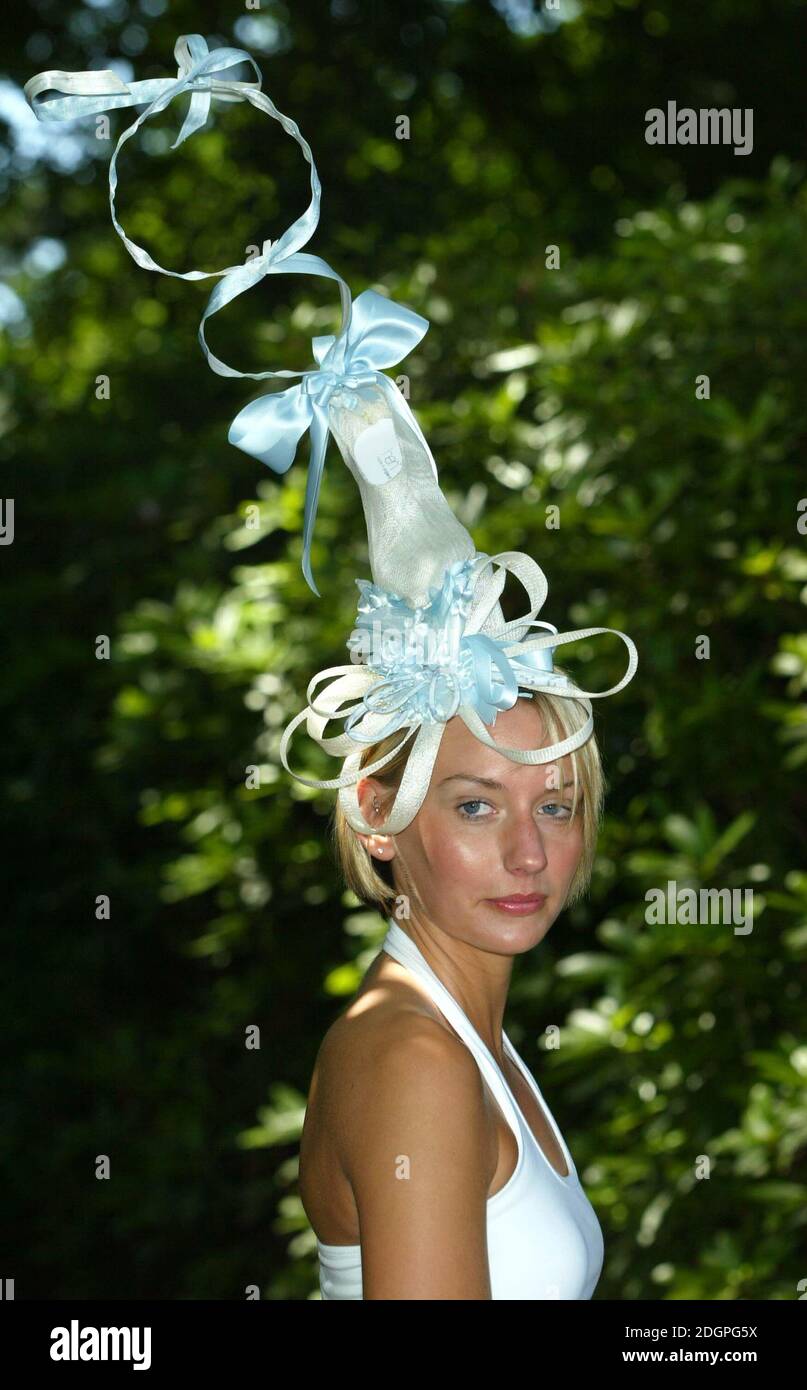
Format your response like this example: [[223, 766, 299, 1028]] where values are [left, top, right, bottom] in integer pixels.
[[2, 0, 805, 1299]]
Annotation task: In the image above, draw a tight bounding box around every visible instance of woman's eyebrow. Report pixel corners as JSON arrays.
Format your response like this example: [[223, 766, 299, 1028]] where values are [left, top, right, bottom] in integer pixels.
[[438, 774, 506, 790]]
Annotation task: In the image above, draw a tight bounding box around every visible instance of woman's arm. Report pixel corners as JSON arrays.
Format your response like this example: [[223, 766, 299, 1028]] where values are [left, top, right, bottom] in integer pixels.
[[342, 1015, 495, 1299]]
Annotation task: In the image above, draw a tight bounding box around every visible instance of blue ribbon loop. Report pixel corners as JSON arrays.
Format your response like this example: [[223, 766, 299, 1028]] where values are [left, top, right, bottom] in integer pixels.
[[24, 32, 433, 595]]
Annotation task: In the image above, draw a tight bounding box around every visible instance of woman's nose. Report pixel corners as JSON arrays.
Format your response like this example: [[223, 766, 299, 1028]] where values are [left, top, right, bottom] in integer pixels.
[[502, 816, 549, 874]]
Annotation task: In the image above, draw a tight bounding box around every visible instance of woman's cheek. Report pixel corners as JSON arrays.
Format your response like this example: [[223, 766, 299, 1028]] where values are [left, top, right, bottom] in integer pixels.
[[448, 832, 493, 873]]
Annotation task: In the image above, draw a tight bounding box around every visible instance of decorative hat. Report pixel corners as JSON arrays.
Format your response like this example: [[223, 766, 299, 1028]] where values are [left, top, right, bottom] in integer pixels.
[[26, 33, 638, 838]]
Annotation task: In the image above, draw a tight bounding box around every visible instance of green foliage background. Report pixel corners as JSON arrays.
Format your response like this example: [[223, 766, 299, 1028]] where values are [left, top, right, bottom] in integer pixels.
[[3, 0, 805, 1300]]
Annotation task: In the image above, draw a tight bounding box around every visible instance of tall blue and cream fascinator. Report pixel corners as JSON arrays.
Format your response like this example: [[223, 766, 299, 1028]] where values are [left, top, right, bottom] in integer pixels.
[[26, 33, 638, 838]]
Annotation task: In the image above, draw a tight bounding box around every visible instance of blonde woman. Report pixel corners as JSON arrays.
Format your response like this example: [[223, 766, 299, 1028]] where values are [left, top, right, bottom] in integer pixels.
[[299, 678, 610, 1300]]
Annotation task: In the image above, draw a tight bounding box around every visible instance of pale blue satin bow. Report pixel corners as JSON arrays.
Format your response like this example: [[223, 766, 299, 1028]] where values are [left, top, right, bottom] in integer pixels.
[[24, 32, 433, 594], [227, 286, 436, 594]]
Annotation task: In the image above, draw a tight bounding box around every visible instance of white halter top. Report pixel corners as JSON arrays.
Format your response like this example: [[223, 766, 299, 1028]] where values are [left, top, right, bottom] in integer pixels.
[[316, 918, 604, 1300]]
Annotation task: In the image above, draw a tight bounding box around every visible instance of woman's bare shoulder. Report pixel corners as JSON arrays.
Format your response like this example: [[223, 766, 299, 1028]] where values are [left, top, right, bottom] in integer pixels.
[[315, 955, 494, 1180], [312, 957, 496, 1297], [321, 952, 466, 1079]]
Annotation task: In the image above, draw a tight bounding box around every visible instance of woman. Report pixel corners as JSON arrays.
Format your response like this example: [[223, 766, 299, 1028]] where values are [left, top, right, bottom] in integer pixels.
[[299, 681, 606, 1300]]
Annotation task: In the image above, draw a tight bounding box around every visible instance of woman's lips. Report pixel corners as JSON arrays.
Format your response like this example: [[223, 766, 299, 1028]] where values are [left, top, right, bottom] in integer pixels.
[[487, 894, 547, 915]]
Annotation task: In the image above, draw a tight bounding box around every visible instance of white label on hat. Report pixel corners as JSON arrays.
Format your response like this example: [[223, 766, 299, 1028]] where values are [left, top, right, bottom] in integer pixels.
[[352, 417, 403, 485]]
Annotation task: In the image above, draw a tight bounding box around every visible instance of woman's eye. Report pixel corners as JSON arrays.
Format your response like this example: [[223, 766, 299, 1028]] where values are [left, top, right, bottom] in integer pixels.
[[540, 803, 573, 819], [457, 800, 493, 820]]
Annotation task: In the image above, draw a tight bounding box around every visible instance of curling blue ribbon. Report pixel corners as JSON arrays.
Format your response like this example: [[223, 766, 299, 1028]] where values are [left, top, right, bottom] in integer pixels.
[[23, 33, 433, 595]]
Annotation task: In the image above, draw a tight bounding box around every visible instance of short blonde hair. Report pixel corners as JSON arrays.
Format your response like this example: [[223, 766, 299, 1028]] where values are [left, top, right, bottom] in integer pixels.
[[330, 672, 605, 920]]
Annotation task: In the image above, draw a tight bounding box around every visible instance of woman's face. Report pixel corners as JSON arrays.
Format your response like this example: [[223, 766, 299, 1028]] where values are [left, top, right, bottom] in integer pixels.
[[359, 699, 586, 953]]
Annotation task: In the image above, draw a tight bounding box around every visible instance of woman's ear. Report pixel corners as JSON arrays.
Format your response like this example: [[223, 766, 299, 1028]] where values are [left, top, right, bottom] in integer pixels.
[[356, 777, 396, 859]]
